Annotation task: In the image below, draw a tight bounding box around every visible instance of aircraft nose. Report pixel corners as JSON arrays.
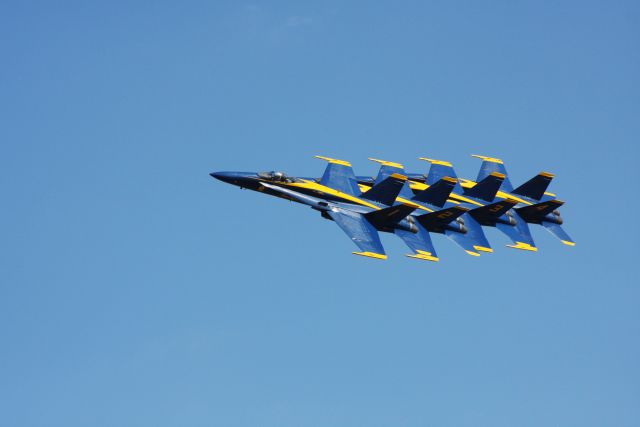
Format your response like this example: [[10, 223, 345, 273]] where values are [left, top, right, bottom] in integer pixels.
[[210, 171, 257, 186], [210, 171, 235, 183]]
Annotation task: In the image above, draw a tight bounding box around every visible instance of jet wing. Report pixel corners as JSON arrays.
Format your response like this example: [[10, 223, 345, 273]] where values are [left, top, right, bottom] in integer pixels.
[[542, 221, 575, 246], [444, 214, 492, 256], [395, 222, 439, 262], [496, 216, 538, 251], [327, 209, 387, 259]]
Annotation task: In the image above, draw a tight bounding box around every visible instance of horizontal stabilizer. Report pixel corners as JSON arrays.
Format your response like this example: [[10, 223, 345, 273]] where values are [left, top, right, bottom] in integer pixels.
[[360, 173, 407, 206], [542, 221, 575, 246], [512, 172, 554, 201], [463, 172, 505, 202], [412, 176, 457, 208], [516, 199, 564, 223], [365, 202, 417, 228], [469, 199, 518, 225], [416, 205, 468, 231]]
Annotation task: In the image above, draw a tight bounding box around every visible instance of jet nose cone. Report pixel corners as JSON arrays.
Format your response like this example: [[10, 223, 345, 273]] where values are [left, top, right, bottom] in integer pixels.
[[210, 171, 234, 183], [210, 171, 257, 186]]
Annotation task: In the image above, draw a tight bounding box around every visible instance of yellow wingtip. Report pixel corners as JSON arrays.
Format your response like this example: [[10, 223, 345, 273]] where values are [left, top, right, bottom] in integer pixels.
[[471, 154, 504, 164], [465, 250, 481, 257], [407, 250, 439, 261], [368, 158, 404, 169], [561, 240, 576, 246], [473, 245, 493, 253], [406, 253, 440, 262], [315, 155, 351, 167], [353, 251, 388, 260], [506, 242, 538, 252], [540, 171, 555, 178], [490, 171, 506, 179]]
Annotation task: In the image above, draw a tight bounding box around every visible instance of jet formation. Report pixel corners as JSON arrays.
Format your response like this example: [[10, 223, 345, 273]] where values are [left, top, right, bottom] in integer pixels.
[[210, 155, 574, 261]]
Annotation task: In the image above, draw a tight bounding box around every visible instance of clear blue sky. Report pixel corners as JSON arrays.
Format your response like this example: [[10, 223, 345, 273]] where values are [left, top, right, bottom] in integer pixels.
[[2, 1, 639, 426]]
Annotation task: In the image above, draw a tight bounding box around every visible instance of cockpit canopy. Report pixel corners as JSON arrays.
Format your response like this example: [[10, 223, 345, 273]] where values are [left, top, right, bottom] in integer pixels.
[[257, 171, 302, 183]]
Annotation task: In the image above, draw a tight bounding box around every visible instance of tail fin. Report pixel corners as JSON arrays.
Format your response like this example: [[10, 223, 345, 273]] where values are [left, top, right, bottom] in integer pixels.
[[416, 205, 469, 231], [512, 172, 554, 201], [471, 154, 514, 193], [395, 222, 439, 262], [463, 172, 505, 202], [360, 173, 407, 206], [315, 156, 361, 196], [364, 202, 417, 228], [419, 157, 461, 190], [368, 158, 415, 199], [516, 199, 564, 224], [411, 176, 457, 208], [469, 199, 519, 225], [541, 221, 575, 246]]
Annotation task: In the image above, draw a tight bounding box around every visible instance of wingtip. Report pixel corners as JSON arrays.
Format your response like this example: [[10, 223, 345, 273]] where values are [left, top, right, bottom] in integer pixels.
[[406, 253, 440, 262], [352, 251, 388, 260], [506, 242, 538, 252]]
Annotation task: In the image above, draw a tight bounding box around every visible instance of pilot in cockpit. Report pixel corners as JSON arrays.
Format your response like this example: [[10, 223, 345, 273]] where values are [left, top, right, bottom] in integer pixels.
[[258, 171, 302, 183]]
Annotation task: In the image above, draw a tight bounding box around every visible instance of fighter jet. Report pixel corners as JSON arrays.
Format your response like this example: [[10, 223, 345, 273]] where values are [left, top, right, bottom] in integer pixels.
[[357, 155, 573, 250], [411, 157, 539, 251], [210, 157, 469, 261], [469, 154, 575, 246], [358, 158, 512, 256]]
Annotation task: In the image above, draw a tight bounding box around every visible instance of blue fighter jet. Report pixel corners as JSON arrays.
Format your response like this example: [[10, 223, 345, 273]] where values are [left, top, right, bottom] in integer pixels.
[[359, 158, 514, 256], [211, 157, 471, 261], [470, 154, 575, 246], [416, 157, 538, 251]]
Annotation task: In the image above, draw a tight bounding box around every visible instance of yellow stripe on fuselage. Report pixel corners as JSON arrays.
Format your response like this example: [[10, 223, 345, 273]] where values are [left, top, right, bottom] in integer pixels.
[[356, 183, 434, 212], [286, 180, 381, 210]]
